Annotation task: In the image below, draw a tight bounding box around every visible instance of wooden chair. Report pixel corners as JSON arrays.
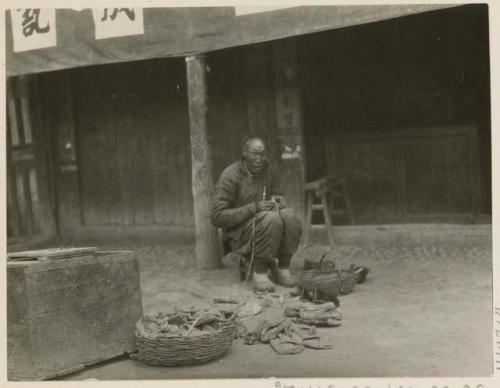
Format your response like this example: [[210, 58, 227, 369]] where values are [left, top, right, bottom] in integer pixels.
[[303, 172, 353, 246]]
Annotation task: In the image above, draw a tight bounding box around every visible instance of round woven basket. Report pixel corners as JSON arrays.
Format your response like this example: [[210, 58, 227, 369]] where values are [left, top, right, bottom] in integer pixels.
[[132, 319, 236, 366], [299, 254, 359, 296]]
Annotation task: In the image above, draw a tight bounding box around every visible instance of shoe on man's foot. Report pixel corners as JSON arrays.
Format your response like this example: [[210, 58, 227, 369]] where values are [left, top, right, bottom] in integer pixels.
[[253, 272, 276, 293], [277, 268, 298, 288]]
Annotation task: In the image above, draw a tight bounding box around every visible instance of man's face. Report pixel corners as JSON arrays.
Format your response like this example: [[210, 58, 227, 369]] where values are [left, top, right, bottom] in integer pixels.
[[243, 139, 268, 175]]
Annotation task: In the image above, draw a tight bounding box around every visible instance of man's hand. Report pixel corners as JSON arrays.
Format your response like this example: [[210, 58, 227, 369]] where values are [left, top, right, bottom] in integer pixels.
[[256, 200, 276, 212]]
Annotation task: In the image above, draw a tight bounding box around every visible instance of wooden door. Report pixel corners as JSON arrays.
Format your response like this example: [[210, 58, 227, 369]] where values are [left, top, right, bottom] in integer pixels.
[[6, 76, 56, 246]]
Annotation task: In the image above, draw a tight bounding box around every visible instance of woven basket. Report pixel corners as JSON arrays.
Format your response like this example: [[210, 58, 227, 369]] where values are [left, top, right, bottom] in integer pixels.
[[299, 254, 359, 297], [132, 317, 236, 366]]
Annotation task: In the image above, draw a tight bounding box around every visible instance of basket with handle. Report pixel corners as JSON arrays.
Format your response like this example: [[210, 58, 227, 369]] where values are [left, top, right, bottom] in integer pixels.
[[299, 253, 360, 298], [131, 310, 236, 366]]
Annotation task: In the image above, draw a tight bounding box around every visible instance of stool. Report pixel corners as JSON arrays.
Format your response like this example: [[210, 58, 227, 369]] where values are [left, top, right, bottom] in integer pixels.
[[219, 230, 252, 281], [303, 173, 353, 246]]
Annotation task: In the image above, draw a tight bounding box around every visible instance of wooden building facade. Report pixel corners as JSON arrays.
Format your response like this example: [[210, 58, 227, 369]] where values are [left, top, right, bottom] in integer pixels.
[[6, 5, 490, 249]]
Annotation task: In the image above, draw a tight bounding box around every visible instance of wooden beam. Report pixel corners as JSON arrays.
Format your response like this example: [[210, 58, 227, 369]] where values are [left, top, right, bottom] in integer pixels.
[[185, 54, 222, 270]]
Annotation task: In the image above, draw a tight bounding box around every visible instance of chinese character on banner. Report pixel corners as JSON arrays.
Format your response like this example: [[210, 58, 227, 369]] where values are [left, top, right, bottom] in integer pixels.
[[92, 8, 144, 40], [10, 9, 57, 52]]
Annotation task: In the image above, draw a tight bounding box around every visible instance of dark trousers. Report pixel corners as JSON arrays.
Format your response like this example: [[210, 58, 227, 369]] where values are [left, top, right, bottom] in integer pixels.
[[229, 209, 302, 273]]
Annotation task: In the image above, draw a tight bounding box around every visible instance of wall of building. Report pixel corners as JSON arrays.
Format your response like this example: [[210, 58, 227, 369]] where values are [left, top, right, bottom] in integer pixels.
[[36, 59, 196, 228], [38, 48, 275, 230], [207, 47, 251, 178], [47, 42, 298, 231], [29, 4, 489, 235]]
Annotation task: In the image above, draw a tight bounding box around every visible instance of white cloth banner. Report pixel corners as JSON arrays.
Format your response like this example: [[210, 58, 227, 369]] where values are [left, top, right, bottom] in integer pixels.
[[234, 6, 295, 16], [92, 8, 144, 40], [10, 9, 57, 53]]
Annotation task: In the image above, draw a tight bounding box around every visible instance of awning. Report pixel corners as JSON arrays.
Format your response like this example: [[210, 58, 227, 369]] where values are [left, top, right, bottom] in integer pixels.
[[6, 5, 460, 76]]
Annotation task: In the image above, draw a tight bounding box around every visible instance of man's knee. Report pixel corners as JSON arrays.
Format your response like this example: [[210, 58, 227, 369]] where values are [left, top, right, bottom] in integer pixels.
[[255, 211, 283, 236]]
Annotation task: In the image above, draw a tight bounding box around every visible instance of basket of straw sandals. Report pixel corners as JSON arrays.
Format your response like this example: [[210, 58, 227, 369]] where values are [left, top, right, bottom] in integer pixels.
[[299, 253, 360, 300], [131, 307, 236, 366]]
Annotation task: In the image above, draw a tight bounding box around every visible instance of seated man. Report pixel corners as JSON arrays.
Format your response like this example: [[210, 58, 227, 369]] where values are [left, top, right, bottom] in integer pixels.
[[211, 136, 303, 292]]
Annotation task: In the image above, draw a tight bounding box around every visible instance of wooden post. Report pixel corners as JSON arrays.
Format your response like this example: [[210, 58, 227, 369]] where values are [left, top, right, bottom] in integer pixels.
[[273, 39, 306, 219], [185, 54, 222, 270]]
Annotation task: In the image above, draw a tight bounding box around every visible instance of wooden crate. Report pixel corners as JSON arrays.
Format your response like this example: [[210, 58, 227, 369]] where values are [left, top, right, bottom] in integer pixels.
[[7, 251, 143, 380]]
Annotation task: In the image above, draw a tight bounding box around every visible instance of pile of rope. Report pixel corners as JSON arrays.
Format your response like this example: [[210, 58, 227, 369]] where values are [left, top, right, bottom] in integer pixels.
[[135, 307, 236, 340]]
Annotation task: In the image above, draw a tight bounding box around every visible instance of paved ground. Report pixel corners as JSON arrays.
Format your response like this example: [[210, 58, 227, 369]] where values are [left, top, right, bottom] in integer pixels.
[[59, 224, 492, 379]]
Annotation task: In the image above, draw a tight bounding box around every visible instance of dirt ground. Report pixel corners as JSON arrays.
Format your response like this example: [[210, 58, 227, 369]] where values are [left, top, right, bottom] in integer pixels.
[[59, 224, 492, 379]]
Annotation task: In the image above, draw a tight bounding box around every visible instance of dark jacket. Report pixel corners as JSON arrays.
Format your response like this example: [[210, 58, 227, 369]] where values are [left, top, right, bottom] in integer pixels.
[[211, 161, 281, 231]]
